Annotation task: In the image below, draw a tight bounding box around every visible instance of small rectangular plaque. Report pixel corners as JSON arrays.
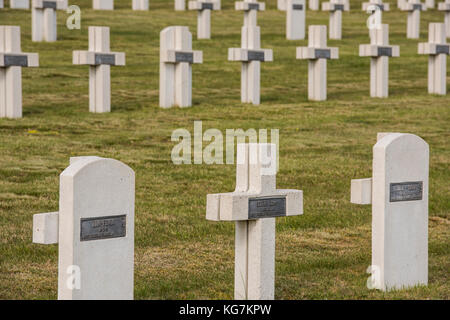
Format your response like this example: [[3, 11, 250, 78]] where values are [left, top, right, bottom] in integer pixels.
[[292, 4, 303, 10], [175, 52, 194, 63], [201, 2, 214, 10], [376, 4, 384, 11], [42, 1, 57, 9], [412, 4, 422, 10], [334, 4, 344, 11], [4, 55, 28, 67], [248, 3, 260, 10], [315, 49, 331, 59], [95, 53, 116, 65], [377, 46, 392, 57], [247, 50, 265, 61], [249, 197, 286, 219], [389, 181, 423, 202], [80, 215, 126, 241], [436, 45, 450, 55]]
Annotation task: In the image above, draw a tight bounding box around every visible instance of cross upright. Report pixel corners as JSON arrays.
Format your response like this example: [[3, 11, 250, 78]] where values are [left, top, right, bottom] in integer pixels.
[[206, 143, 303, 300], [401, 0, 426, 39], [228, 26, 273, 105], [31, 0, 68, 42], [418, 23, 450, 95], [286, 0, 306, 40], [359, 24, 400, 98], [296, 25, 339, 101], [132, 0, 149, 10], [438, 0, 450, 38], [73, 27, 126, 113], [235, 0, 266, 27], [0, 26, 39, 119], [159, 26, 203, 108], [175, 0, 186, 10], [322, 0, 350, 40], [188, 0, 221, 39], [0, 0, 3, 8]]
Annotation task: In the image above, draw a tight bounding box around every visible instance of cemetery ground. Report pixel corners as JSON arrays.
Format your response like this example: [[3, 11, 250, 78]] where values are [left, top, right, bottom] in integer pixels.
[[0, 0, 449, 299]]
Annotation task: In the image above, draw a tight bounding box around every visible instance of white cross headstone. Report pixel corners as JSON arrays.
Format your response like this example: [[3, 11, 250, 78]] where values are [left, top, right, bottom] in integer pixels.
[[159, 26, 203, 108], [438, 0, 450, 38], [286, 0, 306, 40], [93, 0, 114, 10], [351, 133, 429, 291], [228, 26, 273, 105], [296, 25, 338, 101], [236, 0, 266, 27], [359, 24, 400, 98], [33, 156, 135, 300], [0, 0, 4, 9], [206, 143, 303, 300], [73, 27, 126, 113], [188, 0, 220, 39], [322, 0, 349, 40], [132, 0, 148, 10], [10, 0, 30, 9], [0, 26, 39, 119], [418, 23, 449, 95], [32, 0, 68, 42], [175, 0, 185, 10], [401, 0, 426, 39]]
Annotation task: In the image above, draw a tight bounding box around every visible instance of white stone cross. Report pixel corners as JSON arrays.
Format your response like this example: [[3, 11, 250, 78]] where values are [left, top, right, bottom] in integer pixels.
[[10, 0, 30, 9], [33, 156, 135, 300], [401, 0, 426, 39], [322, 0, 350, 40], [438, 0, 450, 38], [276, 0, 306, 40], [0, 26, 39, 119], [296, 25, 338, 101], [93, 0, 114, 10], [73, 27, 126, 113], [206, 143, 303, 300], [236, 0, 266, 27], [359, 24, 400, 98], [159, 26, 203, 108], [188, 0, 221, 39], [132, 0, 148, 10], [351, 133, 429, 291], [418, 23, 449, 95], [31, 0, 68, 42], [175, 0, 186, 10], [425, 0, 435, 8], [228, 26, 273, 105]]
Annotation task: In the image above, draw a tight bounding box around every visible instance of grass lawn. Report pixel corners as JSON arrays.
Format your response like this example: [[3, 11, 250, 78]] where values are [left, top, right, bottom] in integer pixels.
[[0, 0, 448, 299]]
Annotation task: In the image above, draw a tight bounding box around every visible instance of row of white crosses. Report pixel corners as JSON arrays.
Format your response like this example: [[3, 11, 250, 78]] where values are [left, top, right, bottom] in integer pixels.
[[278, 0, 307, 40], [188, 0, 221, 39], [438, 0, 450, 38], [207, 143, 303, 299]]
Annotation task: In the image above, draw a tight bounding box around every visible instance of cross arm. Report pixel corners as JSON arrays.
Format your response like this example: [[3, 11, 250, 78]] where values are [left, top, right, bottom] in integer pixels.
[[33, 211, 59, 244], [350, 178, 372, 204], [322, 2, 350, 11], [401, 3, 427, 11], [228, 48, 273, 62], [0, 53, 39, 67], [32, 0, 68, 10], [362, 3, 389, 11], [359, 44, 400, 57], [188, 0, 220, 10], [296, 47, 339, 60], [418, 43, 450, 55], [160, 49, 203, 64], [73, 51, 126, 66], [235, 1, 266, 11], [438, 3, 450, 10]]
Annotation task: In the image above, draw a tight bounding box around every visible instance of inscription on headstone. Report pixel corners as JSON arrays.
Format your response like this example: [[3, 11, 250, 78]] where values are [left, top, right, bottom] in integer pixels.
[[248, 3, 260, 10], [201, 2, 214, 10], [378, 46, 393, 57], [249, 197, 286, 219], [315, 49, 331, 59], [334, 4, 344, 10], [292, 4, 304, 10], [4, 55, 28, 67], [248, 50, 265, 61], [436, 45, 450, 55], [43, 1, 57, 9], [80, 215, 126, 241], [389, 181, 423, 202], [413, 3, 422, 10], [95, 53, 116, 65], [175, 51, 194, 63]]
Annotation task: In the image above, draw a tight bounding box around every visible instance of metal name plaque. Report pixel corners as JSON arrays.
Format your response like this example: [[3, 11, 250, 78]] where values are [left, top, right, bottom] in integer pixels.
[[42, 1, 57, 9], [292, 4, 303, 10], [95, 53, 116, 65], [4, 55, 28, 67], [377, 47, 392, 57], [248, 197, 286, 219], [376, 4, 384, 11], [175, 52, 194, 63], [248, 3, 260, 10], [80, 215, 126, 241], [247, 50, 265, 61], [412, 4, 422, 10], [334, 4, 345, 11], [315, 49, 331, 59], [201, 2, 214, 10], [389, 181, 423, 202], [436, 45, 450, 55]]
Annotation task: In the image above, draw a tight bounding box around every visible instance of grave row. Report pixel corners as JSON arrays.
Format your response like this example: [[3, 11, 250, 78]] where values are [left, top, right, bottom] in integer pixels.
[[32, 133, 429, 299]]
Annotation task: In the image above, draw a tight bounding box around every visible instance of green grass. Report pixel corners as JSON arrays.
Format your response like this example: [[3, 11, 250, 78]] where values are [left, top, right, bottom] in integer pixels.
[[0, 0, 449, 299]]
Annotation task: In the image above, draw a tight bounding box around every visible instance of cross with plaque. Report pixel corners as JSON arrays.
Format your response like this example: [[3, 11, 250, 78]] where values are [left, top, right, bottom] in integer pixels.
[[418, 23, 450, 95], [236, 0, 266, 27], [206, 143, 303, 300], [159, 26, 203, 108], [0, 26, 39, 119], [359, 24, 400, 98], [32, 156, 135, 300], [228, 26, 273, 105], [362, 0, 390, 12], [73, 27, 126, 113], [31, 0, 68, 42], [93, 0, 114, 10], [188, 0, 221, 39], [296, 25, 339, 101], [10, 0, 29, 9], [401, 0, 426, 39], [322, 0, 350, 40], [286, 0, 306, 40], [438, 0, 450, 38], [132, 0, 148, 10], [351, 133, 429, 291]]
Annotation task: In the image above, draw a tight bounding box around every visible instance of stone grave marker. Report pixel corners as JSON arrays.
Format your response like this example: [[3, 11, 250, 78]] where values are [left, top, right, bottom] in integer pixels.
[[322, 0, 349, 40], [31, 0, 68, 42], [236, 0, 266, 27], [188, 0, 221, 39], [401, 0, 426, 39], [286, 0, 306, 40], [438, 0, 450, 38]]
